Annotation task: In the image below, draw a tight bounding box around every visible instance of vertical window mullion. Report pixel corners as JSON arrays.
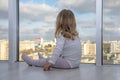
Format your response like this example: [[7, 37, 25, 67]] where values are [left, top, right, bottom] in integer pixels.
[[96, 0, 103, 66], [9, 0, 19, 63]]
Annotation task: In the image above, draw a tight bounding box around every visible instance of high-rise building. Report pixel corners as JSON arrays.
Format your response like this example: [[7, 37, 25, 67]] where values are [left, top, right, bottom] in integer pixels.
[[111, 41, 120, 53], [83, 40, 96, 56], [0, 40, 8, 60]]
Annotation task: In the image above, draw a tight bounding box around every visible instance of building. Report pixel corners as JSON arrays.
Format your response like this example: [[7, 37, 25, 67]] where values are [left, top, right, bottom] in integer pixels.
[[0, 40, 8, 60], [110, 41, 120, 53], [19, 40, 35, 51], [83, 40, 96, 56], [81, 40, 96, 63], [19, 40, 35, 60]]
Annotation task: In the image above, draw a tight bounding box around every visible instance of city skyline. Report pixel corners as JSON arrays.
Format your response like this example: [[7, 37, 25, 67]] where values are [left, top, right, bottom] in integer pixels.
[[1, 39, 120, 64]]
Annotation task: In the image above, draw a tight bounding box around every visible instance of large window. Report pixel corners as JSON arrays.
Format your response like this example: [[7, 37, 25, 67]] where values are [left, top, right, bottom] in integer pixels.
[[19, 0, 56, 60], [76, 0, 96, 63], [103, 0, 120, 64], [19, 0, 96, 63], [0, 0, 8, 60]]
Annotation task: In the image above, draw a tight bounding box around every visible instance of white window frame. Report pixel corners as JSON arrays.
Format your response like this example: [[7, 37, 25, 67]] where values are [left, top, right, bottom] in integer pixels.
[[96, 0, 103, 66], [9, 0, 19, 63]]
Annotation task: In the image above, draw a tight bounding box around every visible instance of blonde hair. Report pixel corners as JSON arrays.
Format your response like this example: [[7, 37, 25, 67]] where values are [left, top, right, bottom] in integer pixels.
[[55, 9, 78, 40]]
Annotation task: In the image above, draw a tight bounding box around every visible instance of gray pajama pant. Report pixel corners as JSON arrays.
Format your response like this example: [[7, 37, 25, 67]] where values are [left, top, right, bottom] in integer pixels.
[[22, 54, 71, 69]]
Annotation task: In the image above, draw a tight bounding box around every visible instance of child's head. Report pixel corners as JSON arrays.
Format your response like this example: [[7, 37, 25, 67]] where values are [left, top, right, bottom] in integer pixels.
[[55, 9, 78, 40]]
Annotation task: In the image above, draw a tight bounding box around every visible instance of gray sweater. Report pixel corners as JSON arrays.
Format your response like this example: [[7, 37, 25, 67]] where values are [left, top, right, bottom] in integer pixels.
[[48, 35, 81, 68]]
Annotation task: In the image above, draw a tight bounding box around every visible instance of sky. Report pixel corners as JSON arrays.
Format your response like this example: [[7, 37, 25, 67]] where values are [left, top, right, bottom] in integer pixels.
[[0, 0, 120, 41]]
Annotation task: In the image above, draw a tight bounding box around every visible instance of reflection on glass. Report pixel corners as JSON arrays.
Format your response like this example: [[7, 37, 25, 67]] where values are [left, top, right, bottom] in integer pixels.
[[19, 0, 96, 63], [103, 0, 120, 64], [0, 0, 8, 60]]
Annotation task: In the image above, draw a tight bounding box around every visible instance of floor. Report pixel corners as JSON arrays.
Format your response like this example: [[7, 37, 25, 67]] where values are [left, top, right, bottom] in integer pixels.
[[0, 62, 120, 80]]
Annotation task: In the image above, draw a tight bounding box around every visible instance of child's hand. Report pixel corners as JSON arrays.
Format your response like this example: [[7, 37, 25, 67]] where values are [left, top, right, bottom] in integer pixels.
[[43, 62, 52, 71]]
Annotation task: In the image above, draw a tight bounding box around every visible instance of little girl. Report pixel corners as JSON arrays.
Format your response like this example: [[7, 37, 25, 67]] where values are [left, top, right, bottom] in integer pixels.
[[22, 9, 81, 71]]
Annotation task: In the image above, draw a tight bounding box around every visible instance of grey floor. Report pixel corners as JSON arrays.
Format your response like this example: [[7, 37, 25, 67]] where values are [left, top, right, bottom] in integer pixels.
[[0, 62, 120, 80]]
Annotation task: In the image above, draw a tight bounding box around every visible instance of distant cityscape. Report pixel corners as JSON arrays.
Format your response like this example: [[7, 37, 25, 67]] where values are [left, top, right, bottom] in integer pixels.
[[0, 39, 120, 64]]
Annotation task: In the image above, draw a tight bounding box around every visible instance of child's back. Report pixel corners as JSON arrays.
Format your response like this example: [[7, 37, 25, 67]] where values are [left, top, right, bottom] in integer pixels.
[[61, 36, 81, 68], [48, 34, 81, 68]]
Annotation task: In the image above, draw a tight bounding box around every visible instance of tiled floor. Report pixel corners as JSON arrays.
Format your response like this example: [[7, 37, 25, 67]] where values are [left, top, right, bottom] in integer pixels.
[[0, 62, 120, 80]]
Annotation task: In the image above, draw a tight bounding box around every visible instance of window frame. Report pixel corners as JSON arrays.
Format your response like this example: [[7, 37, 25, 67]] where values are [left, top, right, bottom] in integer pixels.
[[9, 0, 19, 63]]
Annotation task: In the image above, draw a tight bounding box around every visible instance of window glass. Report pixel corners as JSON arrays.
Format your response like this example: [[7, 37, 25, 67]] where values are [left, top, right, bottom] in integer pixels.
[[103, 0, 120, 64], [0, 0, 8, 60], [19, 0, 96, 63]]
